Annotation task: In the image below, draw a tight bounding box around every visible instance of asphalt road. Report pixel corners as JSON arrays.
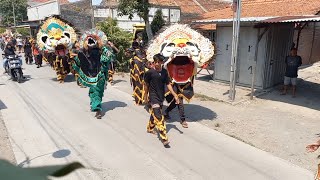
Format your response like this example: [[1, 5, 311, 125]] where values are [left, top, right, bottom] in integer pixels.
[[0, 53, 314, 180]]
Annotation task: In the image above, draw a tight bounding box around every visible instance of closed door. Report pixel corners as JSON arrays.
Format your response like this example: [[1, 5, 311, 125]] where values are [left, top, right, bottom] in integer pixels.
[[237, 27, 257, 86], [214, 26, 233, 82]]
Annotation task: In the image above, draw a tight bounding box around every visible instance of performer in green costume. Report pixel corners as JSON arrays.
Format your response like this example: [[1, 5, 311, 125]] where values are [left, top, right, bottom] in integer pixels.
[[71, 29, 115, 119]]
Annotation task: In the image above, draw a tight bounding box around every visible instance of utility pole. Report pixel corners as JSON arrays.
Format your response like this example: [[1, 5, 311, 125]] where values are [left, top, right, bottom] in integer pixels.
[[90, 0, 95, 28], [12, 0, 16, 30], [229, 0, 241, 101]]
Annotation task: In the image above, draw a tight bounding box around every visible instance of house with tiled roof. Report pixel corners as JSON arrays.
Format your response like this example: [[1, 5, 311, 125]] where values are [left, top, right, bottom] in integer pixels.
[[95, 0, 181, 32], [192, 0, 320, 89], [28, 0, 69, 6], [100, 0, 230, 23]]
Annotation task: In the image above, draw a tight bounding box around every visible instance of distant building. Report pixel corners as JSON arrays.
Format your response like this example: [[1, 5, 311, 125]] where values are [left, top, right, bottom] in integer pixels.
[[26, 0, 92, 35], [94, 2, 181, 32], [192, 0, 320, 89]]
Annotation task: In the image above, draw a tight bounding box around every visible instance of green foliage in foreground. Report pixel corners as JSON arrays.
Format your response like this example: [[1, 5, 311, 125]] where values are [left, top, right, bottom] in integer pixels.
[[0, 159, 84, 180]]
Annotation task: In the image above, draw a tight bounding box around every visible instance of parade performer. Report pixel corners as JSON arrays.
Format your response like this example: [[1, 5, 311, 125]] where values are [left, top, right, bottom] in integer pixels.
[[36, 15, 77, 83], [129, 42, 147, 105], [71, 29, 115, 119], [106, 40, 119, 85], [146, 24, 215, 128], [144, 53, 179, 147]]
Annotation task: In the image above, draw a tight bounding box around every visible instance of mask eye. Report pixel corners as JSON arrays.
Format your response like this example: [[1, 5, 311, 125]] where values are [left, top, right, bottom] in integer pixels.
[[42, 36, 48, 43], [64, 32, 70, 38]]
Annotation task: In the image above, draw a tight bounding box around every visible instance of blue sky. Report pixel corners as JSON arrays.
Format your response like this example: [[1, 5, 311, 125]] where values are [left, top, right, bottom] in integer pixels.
[[69, 0, 102, 5]]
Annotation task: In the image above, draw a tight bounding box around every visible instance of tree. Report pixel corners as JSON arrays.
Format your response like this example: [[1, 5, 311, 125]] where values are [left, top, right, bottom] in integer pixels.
[[0, 0, 28, 27], [151, 9, 165, 35], [96, 18, 133, 72], [117, 0, 153, 42], [16, 27, 30, 37], [0, 27, 6, 34]]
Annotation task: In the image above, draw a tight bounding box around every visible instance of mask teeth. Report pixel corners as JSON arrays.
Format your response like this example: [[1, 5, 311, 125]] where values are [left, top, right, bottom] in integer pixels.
[[173, 54, 177, 59]]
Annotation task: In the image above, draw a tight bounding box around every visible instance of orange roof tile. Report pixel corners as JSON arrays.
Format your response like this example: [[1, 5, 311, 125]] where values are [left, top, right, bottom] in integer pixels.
[[201, 0, 320, 20], [150, 0, 177, 6], [101, 0, 228, 23], [191, 23, 216, 30], [145, 0, 230, 22], [174, 0, 229, 22]]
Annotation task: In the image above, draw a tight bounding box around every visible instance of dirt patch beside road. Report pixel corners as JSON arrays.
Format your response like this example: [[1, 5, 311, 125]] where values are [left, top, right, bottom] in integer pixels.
[[194, 98, 319, 172], [193, 62, 320, 172], [0, 110, 16, 164]]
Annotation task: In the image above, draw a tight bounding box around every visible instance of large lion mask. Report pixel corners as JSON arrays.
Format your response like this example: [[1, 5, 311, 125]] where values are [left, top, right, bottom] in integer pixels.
[[37, 16, 77, 57], [147, 24, 215, 84]]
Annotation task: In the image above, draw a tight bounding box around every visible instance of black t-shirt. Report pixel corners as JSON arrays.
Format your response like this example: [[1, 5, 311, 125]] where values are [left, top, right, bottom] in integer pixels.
[[144, 68, 170, 105], [24, 42, 32, 53], [285, 55, 302, 78], [4, 47, 15, 56]]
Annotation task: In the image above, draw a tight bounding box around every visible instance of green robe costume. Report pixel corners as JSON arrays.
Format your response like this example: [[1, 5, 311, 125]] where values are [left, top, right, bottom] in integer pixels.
[[72, 46, 115, 111]]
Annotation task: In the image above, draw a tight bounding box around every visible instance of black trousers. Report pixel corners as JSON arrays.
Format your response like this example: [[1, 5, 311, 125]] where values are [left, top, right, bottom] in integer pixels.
[[25, 52, 33, 64], [35, 54, 43, 65], [165, 97, 185, 121]]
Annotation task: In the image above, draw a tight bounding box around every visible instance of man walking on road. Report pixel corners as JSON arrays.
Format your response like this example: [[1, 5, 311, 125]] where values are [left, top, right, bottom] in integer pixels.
[[24, 37, 33, 64], [144, 54, 180, 147], [281, 48, 302, 97]]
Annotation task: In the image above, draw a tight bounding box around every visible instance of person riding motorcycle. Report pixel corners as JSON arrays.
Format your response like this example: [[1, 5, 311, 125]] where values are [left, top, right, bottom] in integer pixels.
[[3, 43, 22, 72]]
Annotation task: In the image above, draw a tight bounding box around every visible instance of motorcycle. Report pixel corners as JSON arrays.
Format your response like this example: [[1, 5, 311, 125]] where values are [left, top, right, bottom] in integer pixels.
[[3, 54, 24, 83]]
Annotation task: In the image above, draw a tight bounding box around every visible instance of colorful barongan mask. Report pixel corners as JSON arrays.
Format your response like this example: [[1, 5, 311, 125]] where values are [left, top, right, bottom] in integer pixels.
[[37, 16, 77, 57], [147, 24, 215, 84]]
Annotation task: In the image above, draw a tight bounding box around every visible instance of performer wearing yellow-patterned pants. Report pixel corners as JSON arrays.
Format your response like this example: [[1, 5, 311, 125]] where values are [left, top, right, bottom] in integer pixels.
[[144, 54, 179, 147], [130, 48, 147, 105], [54, 56, 71, 83]]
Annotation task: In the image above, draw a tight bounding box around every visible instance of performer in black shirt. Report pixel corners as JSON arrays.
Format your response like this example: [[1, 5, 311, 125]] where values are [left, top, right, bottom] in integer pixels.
[[144, 54, 179, 147]]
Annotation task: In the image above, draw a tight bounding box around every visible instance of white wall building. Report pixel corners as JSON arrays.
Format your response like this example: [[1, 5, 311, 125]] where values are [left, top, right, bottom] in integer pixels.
[[94, 6, 181, 32], [27, 0, 60, 21]]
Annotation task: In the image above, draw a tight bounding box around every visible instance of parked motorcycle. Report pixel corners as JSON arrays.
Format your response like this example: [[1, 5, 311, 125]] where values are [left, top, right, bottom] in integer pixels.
[[3, 54, 24, 83]]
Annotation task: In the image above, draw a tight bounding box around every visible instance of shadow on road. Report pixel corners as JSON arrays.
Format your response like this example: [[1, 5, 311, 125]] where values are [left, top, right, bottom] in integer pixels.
[[0, 100, 7, 110], [50, 74, 76, 83], [112, 79, 127, 85], [167, 123, 184, 134], [19, 74, 32, 84], [166, 104, 217, 123], [52, 149, 71, 158], [18, 149, 71, 167], [101, 101, 127, 116], [257, 79, 320, 111]]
